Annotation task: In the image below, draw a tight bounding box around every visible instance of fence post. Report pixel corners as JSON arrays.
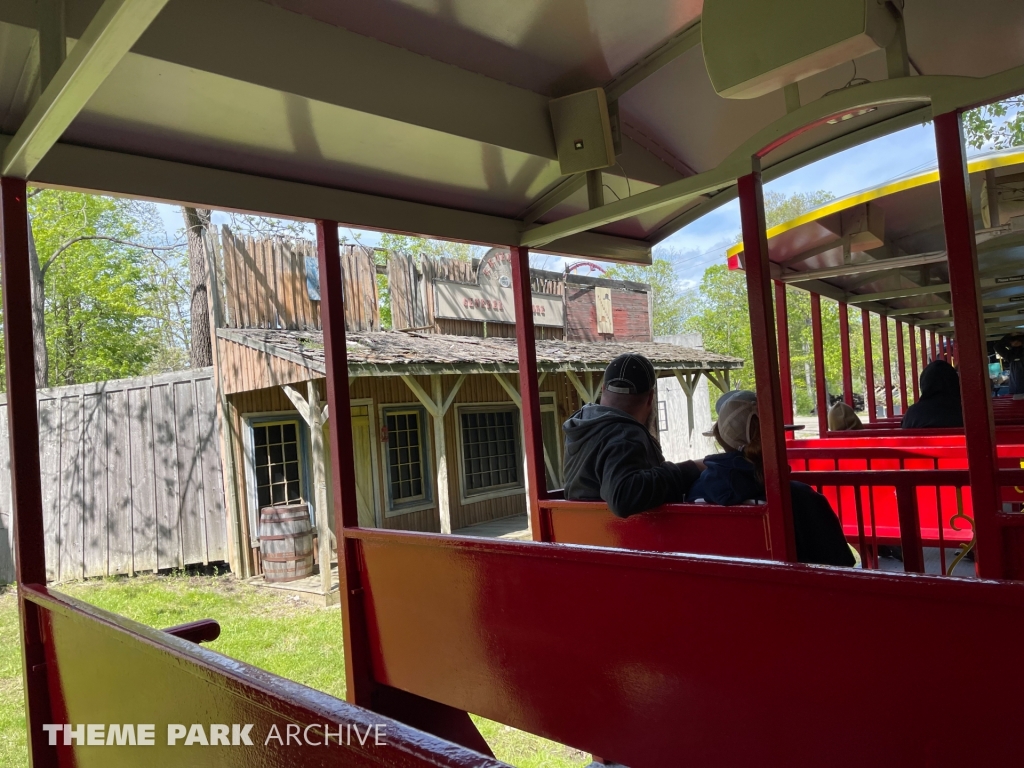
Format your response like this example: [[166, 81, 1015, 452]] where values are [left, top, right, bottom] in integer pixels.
[[738, 169, 797, 562], [810, 292, 828, 435], [862, 310, 877, 422], [934, 110, 1003, 579], [1, 176, 56, 766]]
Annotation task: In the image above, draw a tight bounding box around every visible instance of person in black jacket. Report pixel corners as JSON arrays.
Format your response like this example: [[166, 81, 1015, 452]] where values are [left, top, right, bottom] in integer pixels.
[[687, 390, 855, 567], [901, 360, 963, 429], [562, 353, 705, 517], [995, 332, 1024, 394]]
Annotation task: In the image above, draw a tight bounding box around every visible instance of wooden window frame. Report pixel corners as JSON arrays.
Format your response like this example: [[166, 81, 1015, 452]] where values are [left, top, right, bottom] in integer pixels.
[[378, 403, 434, 517], [455, 401, 525, 506], [241, 412, 312, 548]]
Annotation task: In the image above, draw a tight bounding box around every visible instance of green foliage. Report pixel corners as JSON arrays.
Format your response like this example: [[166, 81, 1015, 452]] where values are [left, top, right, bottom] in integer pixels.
[[22, 190, 190, 387], [374, 250, 392, 330], [963, 95, 1024, 150], [603, 257, 688, 336], [377, 232, 483, 262], [763, 189, 836, 230]]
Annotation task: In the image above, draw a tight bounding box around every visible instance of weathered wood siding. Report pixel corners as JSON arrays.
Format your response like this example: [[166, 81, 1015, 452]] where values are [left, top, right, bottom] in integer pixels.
[[566, 284, 653, 342], [216, 226, 378, 333], [218, 334, 318, 396], [225, 372, 582, 573], [0, 369, 227, 584]]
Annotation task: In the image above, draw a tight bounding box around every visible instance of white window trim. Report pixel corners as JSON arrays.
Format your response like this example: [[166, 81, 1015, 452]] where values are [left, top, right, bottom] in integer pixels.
[[241, 411, 309, 547], [539, 392, 563, 487], [378, 403, 434, 517], [455, 401, 525, 506]]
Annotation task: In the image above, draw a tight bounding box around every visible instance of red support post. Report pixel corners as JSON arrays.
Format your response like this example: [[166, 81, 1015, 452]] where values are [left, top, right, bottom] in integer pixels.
[[953, 339, 959, 368], [738, 170, 797, 562], [862, 310, 877, 422], [934, 110, 1003, 579], [1, 177, 55, 766], [896, 320, 908, 416], [930, 329, 937, 361], [810, 293, 829, 434], [839, 301, 854, 407], [511, 245, 549, 541], [920, 326, 928, 369], [774, 280, 795, 424], [909, 324, 920, 402], [316, 220, 375, 705], [880, 315, 894, 418]]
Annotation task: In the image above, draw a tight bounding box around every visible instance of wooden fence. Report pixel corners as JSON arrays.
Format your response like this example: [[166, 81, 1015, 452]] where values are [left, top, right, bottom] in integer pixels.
[[0, 368, 227, 583], [216, 226, 379, 331]]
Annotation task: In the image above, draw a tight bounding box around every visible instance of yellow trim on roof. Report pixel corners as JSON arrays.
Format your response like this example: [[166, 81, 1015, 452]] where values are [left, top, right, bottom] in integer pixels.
[[726, 149, 1024, 258]]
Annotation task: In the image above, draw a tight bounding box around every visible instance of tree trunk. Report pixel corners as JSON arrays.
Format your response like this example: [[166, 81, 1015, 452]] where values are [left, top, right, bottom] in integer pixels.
[[27, 218, 48, 388], [183, 207, 212, 368]]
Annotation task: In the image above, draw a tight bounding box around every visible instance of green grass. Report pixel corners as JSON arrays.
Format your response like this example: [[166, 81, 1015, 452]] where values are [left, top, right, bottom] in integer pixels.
[[0, 575, 588, 768]]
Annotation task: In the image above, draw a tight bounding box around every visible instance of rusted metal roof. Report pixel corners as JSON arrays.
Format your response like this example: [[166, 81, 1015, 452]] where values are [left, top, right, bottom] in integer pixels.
[[218, 327, 742, 378]]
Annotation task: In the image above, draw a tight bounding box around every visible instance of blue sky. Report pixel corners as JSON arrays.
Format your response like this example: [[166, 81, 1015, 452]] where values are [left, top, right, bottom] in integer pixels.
[[659, 122, 945, 289], [152, 120, 967, 289]]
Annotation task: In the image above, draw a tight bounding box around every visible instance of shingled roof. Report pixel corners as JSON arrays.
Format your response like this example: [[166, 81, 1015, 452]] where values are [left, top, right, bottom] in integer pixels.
[[218, 328, 743, 378]]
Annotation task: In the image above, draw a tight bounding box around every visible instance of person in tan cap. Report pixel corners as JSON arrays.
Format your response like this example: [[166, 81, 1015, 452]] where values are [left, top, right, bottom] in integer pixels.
[[827, 401, 862, 431], [687, 390, 854, 566]]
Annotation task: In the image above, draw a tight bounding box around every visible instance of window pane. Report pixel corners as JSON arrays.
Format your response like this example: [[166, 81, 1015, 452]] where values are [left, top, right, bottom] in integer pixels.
[[460, 408, 521, 495], [268, 424, 281, 443], [254, 427, 268, 447], [283, 423, 296, 442], [252, 421, 303, 510], [284, 443, 298, 462]]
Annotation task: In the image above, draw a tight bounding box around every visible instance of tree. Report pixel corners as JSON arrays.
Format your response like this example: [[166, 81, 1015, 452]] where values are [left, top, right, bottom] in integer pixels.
[[963, 96, 1024, 150], [376, 233, 483, 263], [182, 207, 212, 367], [13, 189, 190, 389], [603, 257, 688, 336]]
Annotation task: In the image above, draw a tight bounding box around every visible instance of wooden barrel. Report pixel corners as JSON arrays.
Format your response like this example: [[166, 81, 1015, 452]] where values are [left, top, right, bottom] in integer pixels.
[[259, 504, 314, 583]]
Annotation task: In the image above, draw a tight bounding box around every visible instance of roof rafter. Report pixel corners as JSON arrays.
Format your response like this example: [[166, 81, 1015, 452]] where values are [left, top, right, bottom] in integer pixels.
[[2, 0, 170, 178]]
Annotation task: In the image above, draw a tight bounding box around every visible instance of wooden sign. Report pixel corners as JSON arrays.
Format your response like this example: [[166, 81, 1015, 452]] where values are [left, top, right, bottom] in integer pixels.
[[434, 281, 565, 327], [595, 287, 614, 334]]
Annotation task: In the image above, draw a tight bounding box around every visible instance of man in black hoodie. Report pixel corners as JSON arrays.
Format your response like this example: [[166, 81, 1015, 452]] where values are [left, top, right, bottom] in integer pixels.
[[562, 353, 704, 517], [901, 359, 963, 429]]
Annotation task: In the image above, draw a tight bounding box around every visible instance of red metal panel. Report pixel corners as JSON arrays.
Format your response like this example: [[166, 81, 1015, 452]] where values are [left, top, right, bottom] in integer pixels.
[[540, 499, 771, 559], [316, 220, 376, 706], [879, 315, 894, 418], [511, 245, 549, 541], [24, 586, 501, 767], [774, 280, 795, 424], [1, 177, 55, 767], [934, 111, 1003, 579], [909, 324, 920, 402], [738, 172, 796, 562], [810, 293, 828, 434], [353, 527, 1024, 767], [895, 320, 908, 415], [838, 301, 853, 407], [862, 310, 877, 422]]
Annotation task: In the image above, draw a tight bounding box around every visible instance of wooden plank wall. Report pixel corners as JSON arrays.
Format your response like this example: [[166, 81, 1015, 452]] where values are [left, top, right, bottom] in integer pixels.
[[216, 226, 378, 332], [218, 336, 319, 396], [389, 252, 563, 334], [566, 285, 653, 342], [0, 368, 227, 584], [226, 372, 581, 574]]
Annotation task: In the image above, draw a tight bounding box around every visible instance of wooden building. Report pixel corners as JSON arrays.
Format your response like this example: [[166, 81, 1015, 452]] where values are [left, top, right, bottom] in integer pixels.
[[208, 229, 743, 581]]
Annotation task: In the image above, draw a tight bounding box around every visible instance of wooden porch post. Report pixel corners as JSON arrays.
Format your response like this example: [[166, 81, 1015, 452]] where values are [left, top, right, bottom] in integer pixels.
[[430, 375, 452, 534], [1, 176, 55, 765], [510, 245, 548, 542], [810, 292, 828, 435], [738, 169, 797, 562], [880, 315, 894, 418], [774, 280, 795, 424], [839, 301, 854, 408], [934, 110, 1003, 579], [862, 310, 877, 422], [896, 320, 908, 415]]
